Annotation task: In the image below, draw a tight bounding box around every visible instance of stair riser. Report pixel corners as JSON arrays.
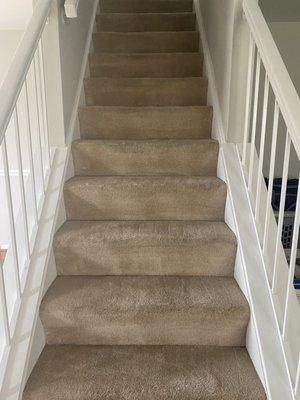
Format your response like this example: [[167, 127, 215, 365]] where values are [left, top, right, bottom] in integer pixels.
[[72, 140, 218, 176], [89, 53, 203, 78], [64, 176, 227, 221], [93, 32, 199, 53], [23, 346, 267, 400], [97, 13, 196, 32], [84, 78, 207, 106], [54, 221, 237, 276], [100, 0, 193, 13], [79, 107, 213, 140], [40, 276, 249, 346]]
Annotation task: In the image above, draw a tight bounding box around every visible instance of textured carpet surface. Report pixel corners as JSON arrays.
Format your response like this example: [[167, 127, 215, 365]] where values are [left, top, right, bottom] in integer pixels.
[[72, 139, 218, 176], [79, 105, 213, 139], [24, 345, 266, 400], [84, 77, 208, 106], [93, 31, 199, 53], [64, 175, 227, 220], [97, 12, 196, 31], [24, 0, 266, 397], [54, 220, 236, 276], [40, 276, 249, 346], [89, 52, 204, 78]]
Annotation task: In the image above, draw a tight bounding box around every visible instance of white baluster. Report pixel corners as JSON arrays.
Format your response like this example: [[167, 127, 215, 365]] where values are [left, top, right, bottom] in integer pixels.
[[255, 75, 269, 221], [272, 133, 291, 293], [24, 78, 39, 225], [37, 41, 51, 172], [242, 35, 255, 165], [14, 107, 31, 260], [33, 57, 45, 194], [0, 261, 10, 346], [282, 172, 300, 339], [1, 138, 21, 298], [263, 101, 279, 254], [248, 53, 261, 192]]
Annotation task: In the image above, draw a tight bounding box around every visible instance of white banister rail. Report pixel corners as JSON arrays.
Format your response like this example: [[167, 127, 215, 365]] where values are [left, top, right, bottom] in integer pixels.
[[242, 0, 300, 397], [0, 0, 53, 378]]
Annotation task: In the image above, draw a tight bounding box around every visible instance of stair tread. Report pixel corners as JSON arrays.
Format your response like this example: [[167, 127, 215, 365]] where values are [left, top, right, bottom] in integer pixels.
[[84, 77, 207, 107], [40, 275, 249, 346], [54, 220, 236, 276], [89, 52, 203, 77], [100, 0, 194, 13], [97, 12, 196, 32], [23, 345, 266, 400], [72, 139, 218, 176], [63, 175, 227, 221], [93, 31, 199, 53], [79, 105, 213, 139]]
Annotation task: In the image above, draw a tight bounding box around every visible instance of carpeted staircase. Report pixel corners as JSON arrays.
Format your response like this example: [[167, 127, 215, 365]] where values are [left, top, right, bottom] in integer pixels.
[[23, 0, 266, 398]]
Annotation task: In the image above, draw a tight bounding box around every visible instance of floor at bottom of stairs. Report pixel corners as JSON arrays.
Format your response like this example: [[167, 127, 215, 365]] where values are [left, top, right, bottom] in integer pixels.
[[23, 345, 266, 399]]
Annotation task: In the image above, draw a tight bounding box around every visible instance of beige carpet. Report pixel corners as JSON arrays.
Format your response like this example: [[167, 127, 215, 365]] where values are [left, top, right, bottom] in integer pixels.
[[24, 0, 266, 398]]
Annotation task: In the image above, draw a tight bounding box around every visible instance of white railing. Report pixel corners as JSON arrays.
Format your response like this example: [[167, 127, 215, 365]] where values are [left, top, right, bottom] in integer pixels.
[[0, 0, 52, 371], [242, 0, 300, 396]]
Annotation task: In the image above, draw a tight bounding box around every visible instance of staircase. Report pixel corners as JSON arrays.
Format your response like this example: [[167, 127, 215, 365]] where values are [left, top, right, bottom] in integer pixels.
[[23, 0, 266, 398]]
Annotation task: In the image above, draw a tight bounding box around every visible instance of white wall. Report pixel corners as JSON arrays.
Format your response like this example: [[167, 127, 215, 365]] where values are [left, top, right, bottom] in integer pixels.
[[0, 0, 33, 30], [260, 0, 300, 22], [199, 0, 234, 137], [199, 0, 250, 143], [41, 0, 95, 145], [0, 30, 24, 86], [58, 0, 95, 137]]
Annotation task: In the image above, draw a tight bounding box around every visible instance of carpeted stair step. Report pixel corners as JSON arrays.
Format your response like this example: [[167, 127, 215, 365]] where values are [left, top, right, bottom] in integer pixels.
[[23, 345, 266, 400], [93, 31, 199, 53], [84, 77, 207, 106], [97, 12, 196, 32], [72, 139, 218, 176], [100, 0, 193, 13], [54, 220, 236, 276], [79, 106, 213, 139], [40, 275, 249, 346], [89, 52, 203, 78], [63, 176, 226, 221]]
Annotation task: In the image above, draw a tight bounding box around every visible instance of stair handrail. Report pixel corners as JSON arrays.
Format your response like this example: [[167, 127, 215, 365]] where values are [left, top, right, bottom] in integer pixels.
[[0, 0, 52, 145], [243, 0, 300, 159]]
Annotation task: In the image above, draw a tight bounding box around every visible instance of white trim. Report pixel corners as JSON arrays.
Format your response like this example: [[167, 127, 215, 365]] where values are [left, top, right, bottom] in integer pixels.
[[193, 0, 226, 144], [64, 0, 80, 19], [219, 143, 295, 400]]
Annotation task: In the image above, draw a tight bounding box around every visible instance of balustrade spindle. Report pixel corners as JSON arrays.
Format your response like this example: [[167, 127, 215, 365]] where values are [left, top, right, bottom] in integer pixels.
[[263, 102, 279, 255], [14, 108, 31, 260], [1, 138, 21, 298], [272, 133, 291, 293], [248, 53, 261, 192], [242, 35, 255, 166]]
